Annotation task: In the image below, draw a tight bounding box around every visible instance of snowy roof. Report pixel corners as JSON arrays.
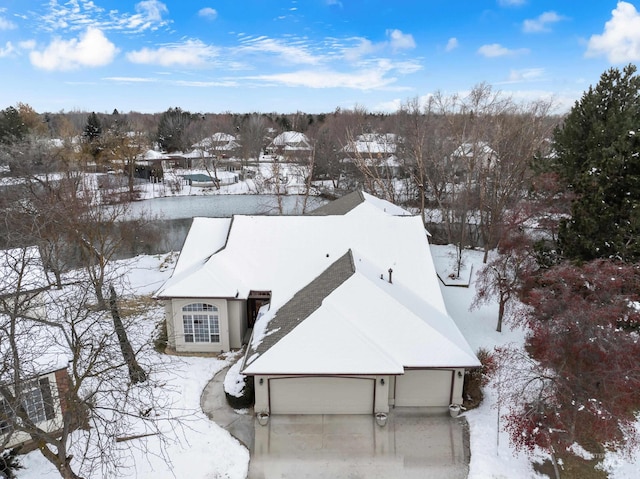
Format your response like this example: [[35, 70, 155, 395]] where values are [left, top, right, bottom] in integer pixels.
[[452, 141, 497, 159], [156, 192, 479, 373], [0, 247, 70, 381], [243, 250, 480, 374], [156, 200, 439, 309], [268, 131, 311, 150], [193, 133, 239, 150], [309, 190, 412, 217], [182, 148, 214, 159], [142, 149, 170, 160], [342, 133, 397, 155]]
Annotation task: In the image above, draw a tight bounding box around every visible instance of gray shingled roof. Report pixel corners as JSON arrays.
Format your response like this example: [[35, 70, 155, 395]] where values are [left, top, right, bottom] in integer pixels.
[[242, 250, 355, 371], [307, 190, 365, 216]]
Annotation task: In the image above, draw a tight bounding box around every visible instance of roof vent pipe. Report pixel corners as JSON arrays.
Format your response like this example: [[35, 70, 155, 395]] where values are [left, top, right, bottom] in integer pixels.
[[388, 268, 393, 284]]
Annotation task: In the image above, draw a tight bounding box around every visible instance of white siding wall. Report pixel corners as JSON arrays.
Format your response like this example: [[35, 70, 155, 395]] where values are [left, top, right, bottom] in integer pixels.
[[227, 300, 247, 349], [165, 301, 176, 349], [451, 368, 464, 405]]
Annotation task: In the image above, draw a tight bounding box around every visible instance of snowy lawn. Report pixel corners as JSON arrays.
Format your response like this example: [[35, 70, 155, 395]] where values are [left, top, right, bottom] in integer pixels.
[[433, 245, 639, 479], [16, 253, 249, 479]]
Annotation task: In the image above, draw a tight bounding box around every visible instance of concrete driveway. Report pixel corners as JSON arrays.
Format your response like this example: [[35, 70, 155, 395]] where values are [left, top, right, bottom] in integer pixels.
[[202, 367, 470, 479], [249, 411, 469, 479]]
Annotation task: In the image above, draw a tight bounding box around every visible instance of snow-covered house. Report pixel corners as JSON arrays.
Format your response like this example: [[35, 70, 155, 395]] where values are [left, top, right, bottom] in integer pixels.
[[155, 191, 480, 415], [194, 133, 240, 157], [265, 131, 312, 162], [1, 247, 70, 450], [450, 141, 499, 180], [341, 133, 403, 178]]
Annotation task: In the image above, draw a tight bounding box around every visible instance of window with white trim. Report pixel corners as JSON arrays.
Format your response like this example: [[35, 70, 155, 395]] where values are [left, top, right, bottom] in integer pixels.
[[0, 378, 55, 434], [182, 303, 220, 343]]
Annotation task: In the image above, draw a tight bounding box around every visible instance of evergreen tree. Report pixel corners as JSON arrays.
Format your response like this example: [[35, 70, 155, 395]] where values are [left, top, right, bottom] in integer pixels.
[[0, 106, 27, 145], [553, 64, 640, 262], [83, 111, 102, 142], [156, 107, 193, 152], [82, 111, 103, 161]]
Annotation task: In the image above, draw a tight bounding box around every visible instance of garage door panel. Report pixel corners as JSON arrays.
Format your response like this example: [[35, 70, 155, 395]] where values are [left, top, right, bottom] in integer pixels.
[[395, 370, 452, 407], [270, 377, 375, 414]]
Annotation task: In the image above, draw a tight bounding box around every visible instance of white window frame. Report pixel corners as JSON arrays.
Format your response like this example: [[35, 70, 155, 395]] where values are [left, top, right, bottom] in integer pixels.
[[182, 303, 220, 343], [0, 377, 55, 434]]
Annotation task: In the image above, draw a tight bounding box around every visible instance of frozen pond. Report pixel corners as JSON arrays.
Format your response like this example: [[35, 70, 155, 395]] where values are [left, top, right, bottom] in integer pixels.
[[119, 194, 329, 255], [128, 194, 327, 220]]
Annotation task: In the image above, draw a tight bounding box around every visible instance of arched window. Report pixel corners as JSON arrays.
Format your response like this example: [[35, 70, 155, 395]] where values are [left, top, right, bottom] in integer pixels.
[[182, 303, 220, 343]]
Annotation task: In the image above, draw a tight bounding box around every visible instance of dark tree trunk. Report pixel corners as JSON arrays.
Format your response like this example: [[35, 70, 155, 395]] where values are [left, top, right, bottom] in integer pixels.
[[496, 297, 506, 332], [109, 285, 147, 384]]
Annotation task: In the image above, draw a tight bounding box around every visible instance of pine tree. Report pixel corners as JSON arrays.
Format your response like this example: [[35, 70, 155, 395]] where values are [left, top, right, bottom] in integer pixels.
[[0, 106, 27, 145], [82, 112, 103, 161], [553, 64, 640, 262], [156, 107, 193, 152], [83, 111, 102, 142]]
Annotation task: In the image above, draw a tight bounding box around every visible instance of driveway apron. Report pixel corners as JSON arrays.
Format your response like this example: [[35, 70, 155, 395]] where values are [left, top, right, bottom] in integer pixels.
[[202, 367, 470, 479]]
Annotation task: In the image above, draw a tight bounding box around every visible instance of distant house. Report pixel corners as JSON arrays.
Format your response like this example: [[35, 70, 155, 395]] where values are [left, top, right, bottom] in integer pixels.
[[134, 150, 169, 180], [155, 191, 480, 416], [342, 133, 403, 178], [0, 247, 70, 450], [266, 131, 312, 162], [450, 141, 499, 181], [194, 133, 240, 157]]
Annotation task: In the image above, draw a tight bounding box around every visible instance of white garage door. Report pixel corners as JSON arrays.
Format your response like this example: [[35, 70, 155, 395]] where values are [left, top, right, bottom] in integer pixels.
[[269, 377, 375, 414], [395, 370, 453, 407]]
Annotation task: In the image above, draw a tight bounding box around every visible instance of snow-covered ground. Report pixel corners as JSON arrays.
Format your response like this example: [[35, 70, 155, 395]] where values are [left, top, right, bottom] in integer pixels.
[[135, 163, 313, 200], [15, 247, 639, 478], [16, 254, 249, 479], [432, 245, 639, 479]]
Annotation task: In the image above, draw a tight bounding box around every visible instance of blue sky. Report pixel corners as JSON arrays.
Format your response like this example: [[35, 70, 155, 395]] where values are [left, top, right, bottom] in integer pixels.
[[1, 0, 639, 114]]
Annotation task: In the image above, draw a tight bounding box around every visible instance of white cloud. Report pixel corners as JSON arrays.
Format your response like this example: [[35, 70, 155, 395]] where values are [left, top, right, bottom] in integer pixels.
[[343, 38, 379, 62], [478, 43, 529, 57], [237, 36, 320, 65], [342, 30, 415, 62], [127, 39, 218, 66], [19, 40, 36, 50], [245, 59, 416, 90], [38, 0, 169, 33], [135, 0, 168, 22], [121, 0, 170, 32], [445, 37, 459, 52], [173, 80, 239, 87], [198, 7, 218, 20], [586, 1, 640, 63], [523, 11, 565, 33], [0, 41, 15, 57], [248, 68, 395, 89], [104, 76, 158, 83], [0, 16, 16, 30], [507, 68, 545, 82], [387, 29, 416, 51], [29, 27, 118, 71]]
